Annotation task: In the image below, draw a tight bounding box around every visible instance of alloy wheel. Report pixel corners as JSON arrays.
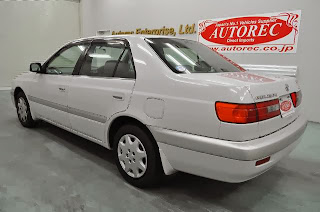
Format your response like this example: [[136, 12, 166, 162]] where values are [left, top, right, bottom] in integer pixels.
[[117, 134, 147, 178], [17, 97, 28, 122]]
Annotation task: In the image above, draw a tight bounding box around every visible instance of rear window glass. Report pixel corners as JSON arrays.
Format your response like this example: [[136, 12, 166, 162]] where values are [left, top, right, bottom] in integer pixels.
[[145, 38, 244, 74]]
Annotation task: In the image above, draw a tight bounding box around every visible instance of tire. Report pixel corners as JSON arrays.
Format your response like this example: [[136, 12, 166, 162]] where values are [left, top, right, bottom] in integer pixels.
[[16, 92, 36, 128], [113, 124, 163, 188]]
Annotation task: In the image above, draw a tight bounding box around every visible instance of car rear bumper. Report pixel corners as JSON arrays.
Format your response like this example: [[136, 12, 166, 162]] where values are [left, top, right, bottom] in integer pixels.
[[150, 114, 307, 182]]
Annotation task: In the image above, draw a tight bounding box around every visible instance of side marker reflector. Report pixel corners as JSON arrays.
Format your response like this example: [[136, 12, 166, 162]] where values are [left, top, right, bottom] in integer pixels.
[[255, 156, 271, 166]]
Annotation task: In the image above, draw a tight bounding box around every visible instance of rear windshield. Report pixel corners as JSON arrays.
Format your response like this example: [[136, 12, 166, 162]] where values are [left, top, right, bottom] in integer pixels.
[[146, 38, 243, 74]]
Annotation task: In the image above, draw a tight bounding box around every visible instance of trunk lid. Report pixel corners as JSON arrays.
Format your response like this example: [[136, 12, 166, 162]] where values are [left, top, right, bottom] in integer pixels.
[[216, 72, 301, 137]]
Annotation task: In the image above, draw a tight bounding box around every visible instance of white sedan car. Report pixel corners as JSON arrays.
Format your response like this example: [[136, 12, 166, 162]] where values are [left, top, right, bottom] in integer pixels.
[[11, 35, 307, 187]]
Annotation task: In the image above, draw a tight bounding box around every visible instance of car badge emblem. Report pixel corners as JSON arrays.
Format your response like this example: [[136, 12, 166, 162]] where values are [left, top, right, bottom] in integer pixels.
[[285, 84, 289, 92]]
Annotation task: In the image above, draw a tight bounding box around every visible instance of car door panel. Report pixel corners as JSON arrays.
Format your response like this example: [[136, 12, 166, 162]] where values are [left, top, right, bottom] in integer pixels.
[[68, 39, 136, 142], [30, 75, 71, 128], [68, 77, 135, 141], [29, 43, 88, 128]]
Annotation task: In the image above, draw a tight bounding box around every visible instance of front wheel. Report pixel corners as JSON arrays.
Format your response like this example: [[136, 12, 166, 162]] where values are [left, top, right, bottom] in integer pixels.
[[113, 124, 163, 188], [16, 92, 36, 128]]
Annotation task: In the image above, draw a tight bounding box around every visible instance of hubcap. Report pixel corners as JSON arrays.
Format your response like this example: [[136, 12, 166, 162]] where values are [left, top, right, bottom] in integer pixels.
[[117, 134, 147, 178], [17, 97, 28, 122]]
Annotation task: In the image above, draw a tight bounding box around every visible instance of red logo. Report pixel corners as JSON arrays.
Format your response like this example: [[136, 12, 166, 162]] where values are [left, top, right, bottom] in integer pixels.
[[200, 16, 295, 46], [281, 100, 292, 111]]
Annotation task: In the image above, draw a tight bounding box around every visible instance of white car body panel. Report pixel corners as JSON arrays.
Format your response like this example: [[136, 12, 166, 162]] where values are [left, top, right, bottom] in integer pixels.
[[11, 35, 307, 183], [29, 74, 72, 128], [67, 76, 135, 142]]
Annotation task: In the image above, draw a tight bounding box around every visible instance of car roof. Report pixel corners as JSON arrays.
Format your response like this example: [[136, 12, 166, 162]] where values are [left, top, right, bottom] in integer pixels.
[[69, 34, 186, 44]]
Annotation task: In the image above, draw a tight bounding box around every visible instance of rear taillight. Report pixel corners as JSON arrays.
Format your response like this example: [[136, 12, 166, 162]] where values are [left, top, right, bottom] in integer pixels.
[[256, 99, 280, 121], [216, 99, 280, 124], [290, 90, 302, 107], [215, 102, 257, 124]]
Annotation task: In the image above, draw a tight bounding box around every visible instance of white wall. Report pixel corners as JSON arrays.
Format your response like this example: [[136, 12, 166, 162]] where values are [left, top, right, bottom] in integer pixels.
[[81, 0, 320, 122], [0, 0, 80, 87]]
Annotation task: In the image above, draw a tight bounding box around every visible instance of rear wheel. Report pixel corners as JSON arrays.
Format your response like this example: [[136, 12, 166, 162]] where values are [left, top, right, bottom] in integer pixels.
[[113, 124, 163, 188], [16, 92, 36, 128]]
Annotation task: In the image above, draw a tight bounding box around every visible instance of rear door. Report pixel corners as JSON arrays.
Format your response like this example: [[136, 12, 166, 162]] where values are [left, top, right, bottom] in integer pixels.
[[68, 39, 136, 142]]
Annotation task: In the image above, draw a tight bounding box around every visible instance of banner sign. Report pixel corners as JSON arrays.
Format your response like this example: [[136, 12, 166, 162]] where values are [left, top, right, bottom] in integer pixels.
[[198, 10, 301, 53], [112, 24, 196, 36]]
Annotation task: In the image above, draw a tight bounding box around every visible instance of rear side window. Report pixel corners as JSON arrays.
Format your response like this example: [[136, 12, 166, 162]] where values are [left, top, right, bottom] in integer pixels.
[[79, 40, 135, 79], [114, 49, 135, 78], [146, 38, 242, 74]]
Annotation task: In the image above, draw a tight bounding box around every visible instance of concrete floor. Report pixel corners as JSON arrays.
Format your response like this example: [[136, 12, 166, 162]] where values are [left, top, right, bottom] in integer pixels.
[[0, 90, 319, 212]]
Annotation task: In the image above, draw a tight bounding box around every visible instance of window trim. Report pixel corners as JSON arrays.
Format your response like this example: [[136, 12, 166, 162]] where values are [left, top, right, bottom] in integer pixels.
[[40, 40, 91, 75], [75, 38, 136, 80]]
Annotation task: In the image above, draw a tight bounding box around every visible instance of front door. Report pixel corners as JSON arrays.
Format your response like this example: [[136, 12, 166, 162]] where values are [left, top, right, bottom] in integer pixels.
[[29, 44, 88, 128], [68, 39, 136, 142]]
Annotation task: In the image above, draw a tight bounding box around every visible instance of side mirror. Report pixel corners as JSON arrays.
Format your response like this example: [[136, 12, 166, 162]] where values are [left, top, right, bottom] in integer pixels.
[[30, 63, 42, 73]]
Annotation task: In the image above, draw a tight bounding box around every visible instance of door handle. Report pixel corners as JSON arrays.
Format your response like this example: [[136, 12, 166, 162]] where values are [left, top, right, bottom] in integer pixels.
[[112, 95, 123, 100], [112, 92, 125, 101]]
